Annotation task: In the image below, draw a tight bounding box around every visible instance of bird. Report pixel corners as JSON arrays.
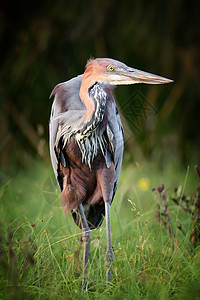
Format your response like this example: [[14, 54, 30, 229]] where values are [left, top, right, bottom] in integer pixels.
[[49, 58, 173, 287]]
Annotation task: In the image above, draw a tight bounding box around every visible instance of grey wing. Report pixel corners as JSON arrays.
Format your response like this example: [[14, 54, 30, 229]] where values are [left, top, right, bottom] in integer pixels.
[[106, 101, 124, 200], [49, 75, 83, 188], [49, 99, 67, 188], [49, 99, 60, 181]]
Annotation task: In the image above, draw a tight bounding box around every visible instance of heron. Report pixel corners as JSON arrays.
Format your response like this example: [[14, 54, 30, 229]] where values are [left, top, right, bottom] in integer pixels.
[[49, 58, 172, 287]]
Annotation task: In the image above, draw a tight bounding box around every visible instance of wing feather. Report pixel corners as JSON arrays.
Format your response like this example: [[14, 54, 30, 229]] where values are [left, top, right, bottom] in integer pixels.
[[106, 101, 124, 199], [49, 75, 83, 185]]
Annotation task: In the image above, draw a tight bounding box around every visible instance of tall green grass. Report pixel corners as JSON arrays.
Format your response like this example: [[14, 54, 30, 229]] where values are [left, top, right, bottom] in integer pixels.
[[0, 160, 199, 299]]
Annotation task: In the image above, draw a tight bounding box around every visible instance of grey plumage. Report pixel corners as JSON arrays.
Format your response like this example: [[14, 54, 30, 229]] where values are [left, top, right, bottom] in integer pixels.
[[49, 75, 124, 196]]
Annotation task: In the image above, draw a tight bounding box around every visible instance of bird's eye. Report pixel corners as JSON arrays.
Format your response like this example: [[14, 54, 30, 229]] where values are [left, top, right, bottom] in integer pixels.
[[107, 65, 115, 72]]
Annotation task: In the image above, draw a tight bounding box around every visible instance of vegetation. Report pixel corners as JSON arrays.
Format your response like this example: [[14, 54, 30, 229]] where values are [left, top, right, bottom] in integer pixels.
[[0, 159, 200, 299]]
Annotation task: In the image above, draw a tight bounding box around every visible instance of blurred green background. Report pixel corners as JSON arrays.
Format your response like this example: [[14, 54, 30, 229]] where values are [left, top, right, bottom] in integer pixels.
[[0, 0, 200, 172]]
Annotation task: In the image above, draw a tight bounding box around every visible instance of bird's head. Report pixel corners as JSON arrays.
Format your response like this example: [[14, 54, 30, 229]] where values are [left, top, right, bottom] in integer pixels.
[[83, 58, 173, 86]]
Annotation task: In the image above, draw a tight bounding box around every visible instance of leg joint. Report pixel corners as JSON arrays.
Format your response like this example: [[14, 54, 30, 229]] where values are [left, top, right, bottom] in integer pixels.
[[104, 247, 114, 265], [82, 229, 91, 243]]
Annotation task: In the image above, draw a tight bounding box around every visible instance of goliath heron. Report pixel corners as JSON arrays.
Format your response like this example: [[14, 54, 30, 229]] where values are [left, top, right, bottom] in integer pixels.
[[49, 58, 172, 286]]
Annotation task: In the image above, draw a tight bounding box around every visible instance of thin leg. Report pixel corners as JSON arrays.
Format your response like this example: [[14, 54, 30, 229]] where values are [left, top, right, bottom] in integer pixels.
[[78, 204, 91, 289], [104, 201, 113, 284]]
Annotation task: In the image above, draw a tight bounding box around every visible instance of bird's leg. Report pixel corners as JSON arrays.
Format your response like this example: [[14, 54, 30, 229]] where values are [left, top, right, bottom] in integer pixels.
[[78, 204, 91, 289], [104, 201, 113, 284]]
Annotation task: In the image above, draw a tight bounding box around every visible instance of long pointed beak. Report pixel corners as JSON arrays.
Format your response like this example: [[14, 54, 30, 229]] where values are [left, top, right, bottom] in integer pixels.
[[121, 67, 173, 85]]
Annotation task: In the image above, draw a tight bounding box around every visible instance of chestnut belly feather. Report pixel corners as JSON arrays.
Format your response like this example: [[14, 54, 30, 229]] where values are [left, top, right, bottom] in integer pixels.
[[59, 138, 115, 229]]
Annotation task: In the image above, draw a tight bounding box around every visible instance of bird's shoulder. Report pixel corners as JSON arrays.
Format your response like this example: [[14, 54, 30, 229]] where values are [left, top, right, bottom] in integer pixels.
[[50, 75, 84, 114]]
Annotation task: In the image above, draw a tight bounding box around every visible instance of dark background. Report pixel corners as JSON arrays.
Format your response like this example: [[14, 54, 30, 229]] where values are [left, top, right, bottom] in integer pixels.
[[0, 0, 200, 172]]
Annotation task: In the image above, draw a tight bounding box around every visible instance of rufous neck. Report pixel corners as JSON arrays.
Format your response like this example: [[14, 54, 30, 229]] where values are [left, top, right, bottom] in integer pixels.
[[78, 82, 107, 139], [79, 75, 96, 122]]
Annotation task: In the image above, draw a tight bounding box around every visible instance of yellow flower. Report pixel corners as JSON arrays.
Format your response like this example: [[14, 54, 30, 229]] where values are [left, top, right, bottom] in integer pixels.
[[138, 178, 150, 191], [66, 254, 73, 259]]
